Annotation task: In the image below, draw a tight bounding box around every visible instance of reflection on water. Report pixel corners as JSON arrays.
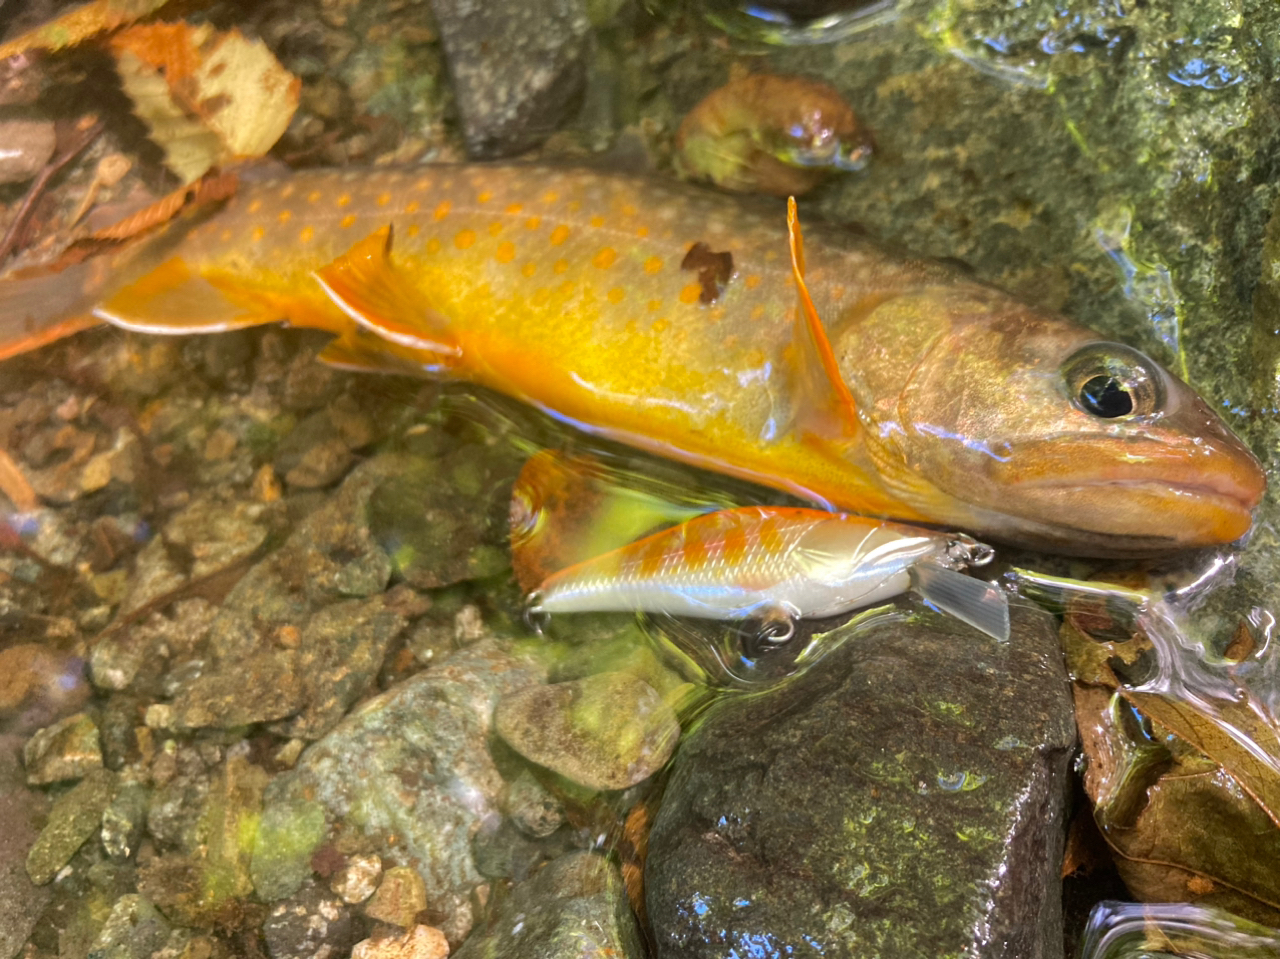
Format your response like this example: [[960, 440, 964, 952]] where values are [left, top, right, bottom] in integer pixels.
[[1081, 901, 1280, 959]]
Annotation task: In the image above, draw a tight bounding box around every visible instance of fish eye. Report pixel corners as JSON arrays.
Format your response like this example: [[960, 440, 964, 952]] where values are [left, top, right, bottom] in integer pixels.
[[1061, 343, 1164, 420]]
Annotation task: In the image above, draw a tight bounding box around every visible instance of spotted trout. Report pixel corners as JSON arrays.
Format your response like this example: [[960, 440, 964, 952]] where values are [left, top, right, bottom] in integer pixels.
[[0, 164, 1264, 554]]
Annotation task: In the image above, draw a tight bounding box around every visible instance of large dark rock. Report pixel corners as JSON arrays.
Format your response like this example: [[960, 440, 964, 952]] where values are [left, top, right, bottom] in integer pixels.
[[428, 0, 590, 158], [645, 604, 1077, 959]]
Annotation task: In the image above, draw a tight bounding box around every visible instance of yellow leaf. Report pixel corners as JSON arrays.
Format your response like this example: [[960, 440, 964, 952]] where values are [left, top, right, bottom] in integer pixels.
[[0, 0, 171, 59]]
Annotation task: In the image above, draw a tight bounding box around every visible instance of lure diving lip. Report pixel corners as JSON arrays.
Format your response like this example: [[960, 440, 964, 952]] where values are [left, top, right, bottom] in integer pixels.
[[522, 505, 1011, 643]]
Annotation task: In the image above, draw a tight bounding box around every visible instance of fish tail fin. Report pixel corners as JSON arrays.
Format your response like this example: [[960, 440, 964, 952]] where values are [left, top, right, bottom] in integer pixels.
[[910, 563, 1010, 642], [0, 261, 106, 361]]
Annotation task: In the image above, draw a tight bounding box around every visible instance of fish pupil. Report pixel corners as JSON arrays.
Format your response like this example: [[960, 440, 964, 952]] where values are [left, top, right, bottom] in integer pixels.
[[1079, 374, 1134, 417]]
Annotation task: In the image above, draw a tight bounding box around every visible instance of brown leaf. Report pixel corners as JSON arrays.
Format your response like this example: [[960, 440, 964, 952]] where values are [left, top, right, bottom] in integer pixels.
[[0, 0, 172, 59]]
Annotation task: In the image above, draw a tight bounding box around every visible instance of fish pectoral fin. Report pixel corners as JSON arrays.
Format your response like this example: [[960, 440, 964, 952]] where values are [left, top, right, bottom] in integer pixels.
[[314, 225, 461, 361], [785, 197, 860, 440], [94, 256, 294, 334], [909, 563, 1010, 643]]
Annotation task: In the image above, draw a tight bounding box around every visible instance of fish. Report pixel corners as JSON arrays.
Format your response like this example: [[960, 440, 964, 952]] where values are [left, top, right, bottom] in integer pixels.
[[522, 505, 1010, 642], [0, 163, 1264, 555]]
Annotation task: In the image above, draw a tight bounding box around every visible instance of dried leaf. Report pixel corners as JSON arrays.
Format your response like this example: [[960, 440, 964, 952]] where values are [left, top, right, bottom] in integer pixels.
[[0, 0, 171, 59], [109, 23, 299, 184]]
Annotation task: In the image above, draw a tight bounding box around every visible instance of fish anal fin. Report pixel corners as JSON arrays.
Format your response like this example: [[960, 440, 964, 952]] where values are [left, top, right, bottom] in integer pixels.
[[313, 225, 460, 361], [786, 197, 860, 440], [95, 256, 282, 334]]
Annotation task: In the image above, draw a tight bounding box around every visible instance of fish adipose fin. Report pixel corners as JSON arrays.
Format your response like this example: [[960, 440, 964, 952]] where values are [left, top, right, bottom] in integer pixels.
[[910, 562, 1010, 642], [786, 197, 860, 440], [314, 225, 460, 362]]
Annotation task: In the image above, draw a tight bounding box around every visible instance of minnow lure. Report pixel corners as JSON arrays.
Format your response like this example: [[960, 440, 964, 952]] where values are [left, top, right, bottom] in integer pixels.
[[524, 505, 1010, 642], [0, 164, 1263, 554]]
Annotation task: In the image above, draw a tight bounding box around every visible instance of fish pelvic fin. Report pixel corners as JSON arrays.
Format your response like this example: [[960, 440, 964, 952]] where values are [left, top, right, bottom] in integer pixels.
[[910, 562, 1010, 642], [786, 197, 860, 440], [313, 225, 461, 365]]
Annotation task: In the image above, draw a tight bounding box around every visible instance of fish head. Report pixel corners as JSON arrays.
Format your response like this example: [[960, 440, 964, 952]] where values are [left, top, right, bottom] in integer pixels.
[[880, 299, 1265, 555]]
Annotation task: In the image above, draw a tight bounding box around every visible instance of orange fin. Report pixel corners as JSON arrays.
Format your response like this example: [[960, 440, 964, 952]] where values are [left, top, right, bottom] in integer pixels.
[[94, 256, 294, 334], [510, 449, 723, 593], [313, 225, 460, 361], [786, 197, 860, 438], [317, 326, 450, 376]]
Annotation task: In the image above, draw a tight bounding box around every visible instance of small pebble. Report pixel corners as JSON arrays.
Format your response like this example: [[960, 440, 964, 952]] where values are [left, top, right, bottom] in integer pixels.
[[0, 119, 55, 184], [351, 925, 449, 959], [24, 712, 103, 785], [332, 853, 383, 904], [365, 866, 428, 928]]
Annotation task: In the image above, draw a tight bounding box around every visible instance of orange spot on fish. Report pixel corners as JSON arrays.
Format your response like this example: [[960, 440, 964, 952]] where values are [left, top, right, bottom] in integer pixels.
[[489, 222, 503, 237], [280, 184, 295, 198], [590, 215, 605, 228], [550, 225, 571, 246], [299, 226, 315, 243], [278, 210, 292, 224], [455, 229, 476, 249], [593, 248, 618, 269], [340, 214, 357, 228], [307, 190, 321, 203], [521, 262, 537, 278], [405, 200, 420, 213], [525, 216, 542, 230], [506, 203, 523, 215], [621, 203, 638, 217], [542, 191, 559, 204], [636, 226, 649, 238], [413, 177, 431, 190], [644, 256, 663, 274], [496, 241, 516, 263], [248, 199, 262, 213], [559, 280, 575, 297], [434, 201, 451, 220], [608, 287, 625, 304], [531, 287, 550, 307], [567, 200, 582, 213], [745, 274, 761, 289], [553, 259, 569, 274], [750, 305, 766, 320], [377, 193, 391, 206], [251, 226, 265, 242], [337, 194, 351, 207], [679, 283, 702, 305], [722, 523, 748, 566], [406, 224, 420, 237], [426, 237, 441, 254], [648, 299, 662, 312], [653, 318, 669, 332], [477, 190, 493, 204]]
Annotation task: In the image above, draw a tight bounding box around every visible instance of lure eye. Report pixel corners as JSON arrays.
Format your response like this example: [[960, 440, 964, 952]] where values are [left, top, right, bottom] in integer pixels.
[[1061, 343, 1164, 420]]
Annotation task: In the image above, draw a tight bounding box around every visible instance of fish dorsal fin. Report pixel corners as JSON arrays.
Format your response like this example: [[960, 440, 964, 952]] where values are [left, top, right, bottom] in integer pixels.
[[509, 449, 718, 593], [786, 197, 860, 439], [313, 225, 460, 360]]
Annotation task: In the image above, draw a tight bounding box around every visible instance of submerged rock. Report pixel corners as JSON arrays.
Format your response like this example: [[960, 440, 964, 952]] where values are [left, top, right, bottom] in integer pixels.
[[87, 894, 171, 959], [364, 865, 428, 928], [494, 671, 680, 791], [645, 605, 1076, 958], [453, 852, 644, 959], [0, 742, 51, 959], [254, 640, 546, 941], [262, 882, 358, 959], [23, 712, 103, 785], [428, 0, 590, 158], [25, 768, 117, 885]]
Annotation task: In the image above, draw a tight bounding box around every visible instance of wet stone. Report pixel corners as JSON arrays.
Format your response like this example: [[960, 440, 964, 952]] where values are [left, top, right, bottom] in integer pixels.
[[23, 712, 103, 785], [26, 768, 117, 885], [262, 882, 358, 959], [452, 852, 644, 959], [470, 815, 553, 882], [0, 741, 52, 958], [365, 865, 428, 928], [161, 493, 270, 580], [428, 0, 589, 158], [87, 894, 171, 959], [0, 643, 90, 734], [90, 599, 218, 694], [331, 853, 382, 904], [503, 770, 566, 839], [100, 779, 150, 863], [644, 605, 1077, 959], [0, 118, 55, 183], [255, 639, 545, 936], [494, 671, 681, 791], [352, 924, 450, 959]]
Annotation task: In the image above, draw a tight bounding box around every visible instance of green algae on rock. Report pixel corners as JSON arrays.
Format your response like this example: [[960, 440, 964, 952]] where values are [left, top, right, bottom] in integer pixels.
[[645, 604, 1076, 958]]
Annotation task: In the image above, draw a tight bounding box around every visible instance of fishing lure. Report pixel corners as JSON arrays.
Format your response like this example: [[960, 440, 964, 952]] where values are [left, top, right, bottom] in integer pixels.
[[524, 505, 1010, 642]]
